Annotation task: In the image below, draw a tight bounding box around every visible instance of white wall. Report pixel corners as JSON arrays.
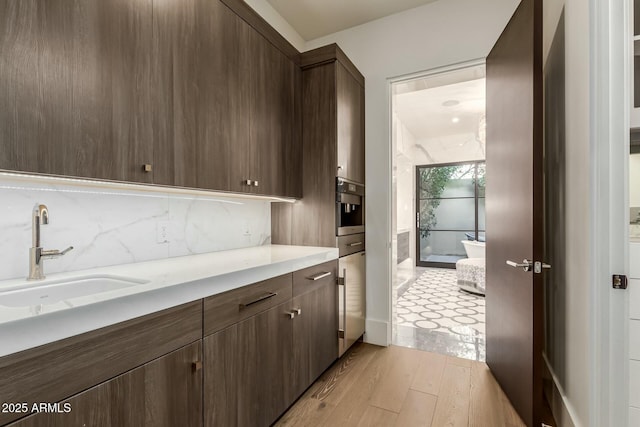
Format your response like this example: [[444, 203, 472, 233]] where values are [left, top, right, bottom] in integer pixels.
[[304, 0, 518, 345], [395, 114, 417, 235], [631, 154, 640, 207], [542, 0, 591, 425], [0, 176, 271, 281]]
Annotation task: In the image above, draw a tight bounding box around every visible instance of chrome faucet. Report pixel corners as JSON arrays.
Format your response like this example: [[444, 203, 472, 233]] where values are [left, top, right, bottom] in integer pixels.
[[28, 203, 73, 280]]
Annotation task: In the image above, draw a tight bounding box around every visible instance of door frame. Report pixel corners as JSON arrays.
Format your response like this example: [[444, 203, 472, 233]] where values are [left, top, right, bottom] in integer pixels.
[[590, 0, 629, 425], [388, 58, 485, 343]]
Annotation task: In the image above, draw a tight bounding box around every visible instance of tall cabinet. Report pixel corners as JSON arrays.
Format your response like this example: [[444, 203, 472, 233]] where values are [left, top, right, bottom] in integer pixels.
[[272, 44, 365, 247], [271, 44, 366, 359]]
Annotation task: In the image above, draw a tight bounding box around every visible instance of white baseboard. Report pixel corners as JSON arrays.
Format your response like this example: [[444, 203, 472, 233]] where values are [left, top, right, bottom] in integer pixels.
[[543, 353, 580, 427], [364, 318, 388, 346]]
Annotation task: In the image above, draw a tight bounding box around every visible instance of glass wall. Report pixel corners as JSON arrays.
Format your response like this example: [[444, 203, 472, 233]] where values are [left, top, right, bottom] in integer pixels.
[[416, 161, 485, 267]]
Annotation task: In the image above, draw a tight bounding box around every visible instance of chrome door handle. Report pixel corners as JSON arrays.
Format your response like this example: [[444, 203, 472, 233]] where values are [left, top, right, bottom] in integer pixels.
[[534, 261, 551, 274], [506, 259, 533, 272]]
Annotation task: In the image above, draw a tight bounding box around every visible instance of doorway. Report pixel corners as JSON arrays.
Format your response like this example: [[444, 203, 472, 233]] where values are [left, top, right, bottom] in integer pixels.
[[391, 62, 487, 362]]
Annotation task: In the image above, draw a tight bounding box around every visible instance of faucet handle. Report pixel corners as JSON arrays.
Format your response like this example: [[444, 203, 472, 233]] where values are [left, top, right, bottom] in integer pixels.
[[41, 246, 74, 258]]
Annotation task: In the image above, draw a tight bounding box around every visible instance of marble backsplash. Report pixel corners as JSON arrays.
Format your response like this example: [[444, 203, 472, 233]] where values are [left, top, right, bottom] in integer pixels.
[[0, 176, 272, 281]]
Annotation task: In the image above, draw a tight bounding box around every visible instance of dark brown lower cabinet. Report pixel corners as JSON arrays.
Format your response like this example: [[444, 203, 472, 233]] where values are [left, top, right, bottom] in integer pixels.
[[8, 341, 202, 427], [205, 301, 293, 427], [204, 280, 337, 427], [291, 280, 338, 398]]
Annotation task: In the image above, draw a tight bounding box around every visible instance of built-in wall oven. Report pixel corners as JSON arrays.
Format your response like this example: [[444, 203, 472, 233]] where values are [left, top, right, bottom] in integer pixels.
[[336, 178, 366, 357]]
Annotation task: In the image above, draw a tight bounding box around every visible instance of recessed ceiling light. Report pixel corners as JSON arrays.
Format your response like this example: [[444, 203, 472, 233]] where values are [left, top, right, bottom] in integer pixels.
[[452, 117, 460, 123], [442, 100, 460, 107]]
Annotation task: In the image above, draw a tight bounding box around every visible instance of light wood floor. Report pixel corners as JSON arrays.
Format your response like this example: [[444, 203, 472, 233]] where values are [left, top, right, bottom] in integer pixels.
[[276, 342, 526, 427]]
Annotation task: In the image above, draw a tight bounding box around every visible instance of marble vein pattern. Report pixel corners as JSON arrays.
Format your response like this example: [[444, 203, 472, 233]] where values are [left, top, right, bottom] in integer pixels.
[[0, 177, 271, 281], [394, 267, 486, 361]]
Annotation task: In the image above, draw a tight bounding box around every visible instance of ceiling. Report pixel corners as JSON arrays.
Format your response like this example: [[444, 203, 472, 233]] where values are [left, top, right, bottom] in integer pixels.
[[395, 78, 485, 141], [394, 66, 486, 163], [265, 0, 439, 40]]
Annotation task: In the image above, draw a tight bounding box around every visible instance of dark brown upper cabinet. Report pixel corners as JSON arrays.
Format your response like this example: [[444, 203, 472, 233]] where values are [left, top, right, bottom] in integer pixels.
[[299, 44, 365, 185], [0, 0, 301, 198], [0, 0, 155, 184], [336, 63, 365, 185], [271, 45, 364, 246]]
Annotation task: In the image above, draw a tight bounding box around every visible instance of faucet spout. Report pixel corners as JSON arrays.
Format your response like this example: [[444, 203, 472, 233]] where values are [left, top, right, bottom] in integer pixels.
[[32, 204, 49, 247], [28, 203, 72, 281]]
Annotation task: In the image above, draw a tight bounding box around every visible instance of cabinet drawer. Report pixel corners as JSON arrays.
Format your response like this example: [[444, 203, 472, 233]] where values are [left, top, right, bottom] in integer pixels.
[[293, 260, 338, 298], [203, 274, 292, 336], [337, 233, 365, 257]]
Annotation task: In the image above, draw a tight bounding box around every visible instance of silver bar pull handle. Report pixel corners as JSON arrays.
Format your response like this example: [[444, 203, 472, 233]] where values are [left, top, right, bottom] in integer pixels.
[[347, 242, 363, 247], [307, 271, 332, 281], [239, 292, 277, 309], [506, 259, 533, 272]]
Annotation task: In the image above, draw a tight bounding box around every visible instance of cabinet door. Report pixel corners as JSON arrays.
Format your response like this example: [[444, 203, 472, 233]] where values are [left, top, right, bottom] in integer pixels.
[[8, 342, 202, 427], [336, 62, 365, 184], [291, 280, 338, 398], [204, 324, 239, 427], [151, 0, 198, 187], [0, 0, 155, 184], [205, 301, 293, 427], [250, 35, 296, 197], [196, 0, 252, 194]]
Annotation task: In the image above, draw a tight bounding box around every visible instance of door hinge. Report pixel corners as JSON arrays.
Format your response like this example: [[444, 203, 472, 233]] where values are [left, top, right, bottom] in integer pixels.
[[338, 329, 345, 339], [612, 274, 628, 290], [337, 276, 345, 286]]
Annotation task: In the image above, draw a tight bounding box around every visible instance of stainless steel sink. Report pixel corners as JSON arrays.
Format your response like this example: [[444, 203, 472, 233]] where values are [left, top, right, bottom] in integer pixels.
[[0, 275, 149, 307]]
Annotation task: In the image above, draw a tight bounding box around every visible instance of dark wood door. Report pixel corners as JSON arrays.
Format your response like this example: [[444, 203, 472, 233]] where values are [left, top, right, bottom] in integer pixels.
[[8, 342, 202, 427], [151, 0, 198, 187], [254, 300, 294, 424], [485, 0, 543, 426], [204, 324, 239, 427], [291, 280, 338, 398], [0, 0, 155, 184], [336, 62, 365, 184], [250, 36, 295, 197], [196, 0, 252, 194], [207, 301, 293, 427]]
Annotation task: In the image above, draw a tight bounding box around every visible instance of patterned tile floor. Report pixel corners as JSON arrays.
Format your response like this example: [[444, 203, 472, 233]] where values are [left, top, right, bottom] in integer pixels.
[[393, 267, 486, 362]]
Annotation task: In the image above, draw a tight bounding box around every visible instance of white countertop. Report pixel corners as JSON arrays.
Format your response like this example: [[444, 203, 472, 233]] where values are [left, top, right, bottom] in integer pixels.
[[0, 245, 338, 357]]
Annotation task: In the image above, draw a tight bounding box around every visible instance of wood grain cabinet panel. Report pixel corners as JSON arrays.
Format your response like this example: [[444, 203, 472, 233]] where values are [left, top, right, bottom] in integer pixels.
[[336, 62, 365, 185], [0, 0, 301, 198], [291, 277, 338, 398], [272, 44, 365, 245], [8, 342, 203, 427], [0, 301, 202, 426], [203, 273, 293, 336], [250, 33, 296, 197], [196, 0, 252, 194], [205, 301, 294, 427], [151, 0, 198, 187], [0, 0, 155, 184]]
